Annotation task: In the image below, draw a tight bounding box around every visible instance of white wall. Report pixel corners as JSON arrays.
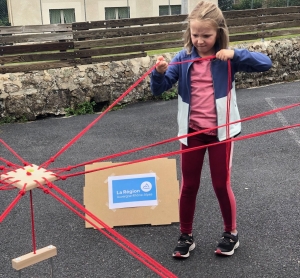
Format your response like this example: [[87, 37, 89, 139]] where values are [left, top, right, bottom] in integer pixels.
[[8, 0, 219, 26], [43, 1, 84, 24]]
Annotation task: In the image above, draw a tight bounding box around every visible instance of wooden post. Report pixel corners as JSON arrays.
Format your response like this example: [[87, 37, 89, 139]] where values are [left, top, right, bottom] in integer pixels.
[[12, 245, 57, 274]]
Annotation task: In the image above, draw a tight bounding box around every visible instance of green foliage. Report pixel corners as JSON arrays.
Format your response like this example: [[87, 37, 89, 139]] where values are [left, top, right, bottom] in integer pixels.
[[0, 0, 10, 26], [219, 0, 233, 11], [0, 115, 27, 125], [0, 116, 15, 125], [111, 104, 127, 111], [101, 103, 127, 112], [161, 89, 177, 101], [65, 101, 96, 116], [232, 0, 262, 10], [0, 17, 10, 26], [232, 0, 300, 10]]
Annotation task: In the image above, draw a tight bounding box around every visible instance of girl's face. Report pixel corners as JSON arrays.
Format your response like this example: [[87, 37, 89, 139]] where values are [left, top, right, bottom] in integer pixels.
[[190, 19, 218, 57]]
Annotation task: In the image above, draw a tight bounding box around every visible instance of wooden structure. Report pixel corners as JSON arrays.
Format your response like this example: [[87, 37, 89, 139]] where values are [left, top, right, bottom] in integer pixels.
[[12, 245, 57, 271], [0, 6, 299, 74]]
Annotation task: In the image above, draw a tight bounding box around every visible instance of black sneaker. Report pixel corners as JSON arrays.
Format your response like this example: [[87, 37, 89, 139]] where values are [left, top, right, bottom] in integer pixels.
[[215, 232, 239, 256], [172, 234, 195, 258]]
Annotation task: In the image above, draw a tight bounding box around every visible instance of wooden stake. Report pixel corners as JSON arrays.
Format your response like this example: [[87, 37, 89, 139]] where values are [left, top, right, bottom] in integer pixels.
[[12, 245, 57, 271]]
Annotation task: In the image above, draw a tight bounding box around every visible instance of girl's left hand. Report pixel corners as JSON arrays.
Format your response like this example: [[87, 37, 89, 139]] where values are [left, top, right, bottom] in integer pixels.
[[216, 49, 234, 61]]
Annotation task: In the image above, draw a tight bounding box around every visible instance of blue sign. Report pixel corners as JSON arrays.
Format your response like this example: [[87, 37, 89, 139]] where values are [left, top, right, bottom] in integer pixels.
[[108, 173, 157, 209]]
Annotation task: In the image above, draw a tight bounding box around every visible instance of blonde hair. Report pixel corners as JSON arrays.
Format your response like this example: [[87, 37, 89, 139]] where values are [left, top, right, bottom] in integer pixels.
[[183, 1, 229, 54]]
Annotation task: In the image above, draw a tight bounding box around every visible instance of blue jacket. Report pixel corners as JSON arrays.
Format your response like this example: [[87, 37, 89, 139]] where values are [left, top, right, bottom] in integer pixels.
[[150, 46, 272, 145]]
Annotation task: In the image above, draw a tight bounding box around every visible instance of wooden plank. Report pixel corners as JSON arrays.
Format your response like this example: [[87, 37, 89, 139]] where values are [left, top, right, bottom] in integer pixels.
[[229, 25, 257, 34], [0, 32, 73, 44], [72, 7, 299, 30], [256, 6, 300, 16], [226, 17, 258, 27], [73, 23, 185, 40], [258, 20, 300, 30], [74, 53, 147, 65], [2, 165, 57, 191], [0, 24, 71, 35], [0, 53, 148, 73], [258, 28, 300, 38], [0, 51, 74, 64], [229, 33, 259, 42], [259, 13, 300, 23], [224, 9, 261, 19], [12, 246, 57, 271], [0, 41, 74, 55], [75, 41, 183, 57], [224, 6, 300, 18], [74, 32, 183, 49], [0, 61, 76, 74], [73, 15, 187, 30]]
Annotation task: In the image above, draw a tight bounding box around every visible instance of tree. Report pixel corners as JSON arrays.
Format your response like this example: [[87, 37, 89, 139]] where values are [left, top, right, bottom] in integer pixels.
[[218, 0, 234, 11]]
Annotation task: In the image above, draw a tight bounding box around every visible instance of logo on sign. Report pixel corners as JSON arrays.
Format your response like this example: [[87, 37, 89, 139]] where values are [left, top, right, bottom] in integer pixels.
[[141, 181, 152, 192]]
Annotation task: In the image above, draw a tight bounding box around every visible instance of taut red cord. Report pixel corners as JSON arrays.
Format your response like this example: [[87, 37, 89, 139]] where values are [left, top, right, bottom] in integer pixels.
[[59, 122, 300, 180], [39, 181, 177, 278], [30, 190, 37, 254]]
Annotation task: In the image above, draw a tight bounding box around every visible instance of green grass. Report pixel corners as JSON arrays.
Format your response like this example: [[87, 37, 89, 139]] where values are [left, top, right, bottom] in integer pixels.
[[64, 101, 96, 116]]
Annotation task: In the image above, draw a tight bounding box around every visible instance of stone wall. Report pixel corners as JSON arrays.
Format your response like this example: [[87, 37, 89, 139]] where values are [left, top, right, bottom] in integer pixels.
[[0, 38, 299, 121]]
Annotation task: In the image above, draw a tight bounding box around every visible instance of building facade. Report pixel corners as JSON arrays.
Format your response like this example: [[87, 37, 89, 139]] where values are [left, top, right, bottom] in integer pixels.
[[7, 0, 217, 26]]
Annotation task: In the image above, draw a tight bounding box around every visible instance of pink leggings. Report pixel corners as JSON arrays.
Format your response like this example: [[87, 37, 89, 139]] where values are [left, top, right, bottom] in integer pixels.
[[179, 130, 237, 234]]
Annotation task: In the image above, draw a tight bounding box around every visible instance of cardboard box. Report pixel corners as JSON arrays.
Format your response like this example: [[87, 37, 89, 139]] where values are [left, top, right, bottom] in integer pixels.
[[84, 158, 179, 228]]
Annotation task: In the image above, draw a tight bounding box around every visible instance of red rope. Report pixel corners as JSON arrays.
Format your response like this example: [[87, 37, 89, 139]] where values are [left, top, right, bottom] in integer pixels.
[[40, 64, 159, 169], [39, 181, 177, 278], [0, 157, 22, 169], [49, 102, 300, 174], [40, 56, 217, 170], [0, 139, 29, 166], [30, 190, 37, 254], [59, 122, 300, 180], [0, 187, 26, 223], [0, 55, 298, 278], [0, 180, 19, 191]]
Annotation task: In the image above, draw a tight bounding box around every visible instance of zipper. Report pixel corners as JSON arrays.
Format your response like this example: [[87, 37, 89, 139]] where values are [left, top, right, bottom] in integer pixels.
[[186, 59, 193, 126]]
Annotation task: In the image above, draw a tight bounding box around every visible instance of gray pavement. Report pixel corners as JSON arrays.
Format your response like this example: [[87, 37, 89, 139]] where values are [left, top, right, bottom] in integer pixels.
[[0, 81, 299, 278]]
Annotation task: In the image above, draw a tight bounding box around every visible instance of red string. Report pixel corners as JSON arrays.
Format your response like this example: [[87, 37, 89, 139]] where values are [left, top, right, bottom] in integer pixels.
[[0, 139, 29, 166], [39, 64, 159, 169], [169, 55, 216, 66], [60, 122, 300, 180], [0, 157, 22, 169], [0, 55, 298, 277], [0, 187, 26, 223], [39, 181, 177, 278], [0, 180, 20, 190], [49, 102, 300, 174], [40, 56, 217, 170], [30, 190, 37, 254]]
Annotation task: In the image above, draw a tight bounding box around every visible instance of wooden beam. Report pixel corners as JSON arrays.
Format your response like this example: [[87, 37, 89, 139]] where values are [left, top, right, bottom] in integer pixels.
[[0, 24, 71, 35], [1, 165, 57, 191], [73, 24, 185, 40], [72, 15, 187, 30], [12, 245, 57, 271], [0, 41, 74, 55]]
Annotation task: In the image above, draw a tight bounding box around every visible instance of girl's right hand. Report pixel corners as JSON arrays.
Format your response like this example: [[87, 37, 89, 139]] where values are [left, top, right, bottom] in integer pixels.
[[155, 56, 168, 74]]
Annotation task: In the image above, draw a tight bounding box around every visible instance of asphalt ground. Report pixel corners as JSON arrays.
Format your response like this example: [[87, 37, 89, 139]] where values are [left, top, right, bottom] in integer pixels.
[[0, 81, 299, 278]]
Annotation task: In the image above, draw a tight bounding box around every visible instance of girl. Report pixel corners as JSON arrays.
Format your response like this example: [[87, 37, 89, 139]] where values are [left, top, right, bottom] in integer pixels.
[[150, 1, 272, 258]]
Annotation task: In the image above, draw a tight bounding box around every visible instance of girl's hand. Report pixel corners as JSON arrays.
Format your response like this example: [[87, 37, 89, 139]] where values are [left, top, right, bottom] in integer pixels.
[[216, 49, 234, 61], [155, 56, 168, 74]]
